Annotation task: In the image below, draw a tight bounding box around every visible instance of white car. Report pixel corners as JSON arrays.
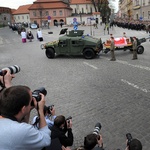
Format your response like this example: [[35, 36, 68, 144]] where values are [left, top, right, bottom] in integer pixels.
[[30, 23, 38, 29]]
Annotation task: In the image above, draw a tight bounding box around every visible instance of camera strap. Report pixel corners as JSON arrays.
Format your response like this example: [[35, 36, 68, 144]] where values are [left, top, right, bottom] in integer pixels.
[[32, 103, 40, 127], [0, 77, 6, 92]]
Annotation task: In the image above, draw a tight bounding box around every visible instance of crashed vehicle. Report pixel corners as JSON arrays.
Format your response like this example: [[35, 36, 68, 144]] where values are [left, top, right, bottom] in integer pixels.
[[41, 29, 103, 59], [103, 36, 147, 54]]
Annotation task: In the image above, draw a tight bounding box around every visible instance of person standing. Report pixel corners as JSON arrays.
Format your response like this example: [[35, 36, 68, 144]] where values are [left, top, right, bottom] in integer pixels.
[[21, 28, 27, 43], [110, 37, 116, 61], [132, 37, 138, 60]]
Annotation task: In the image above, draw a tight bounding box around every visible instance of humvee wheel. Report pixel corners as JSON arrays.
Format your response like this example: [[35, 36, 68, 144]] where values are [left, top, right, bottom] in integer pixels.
[[137, 45, 144, 54], [45, 48, 55, 58], [83, 48, 95, 59]]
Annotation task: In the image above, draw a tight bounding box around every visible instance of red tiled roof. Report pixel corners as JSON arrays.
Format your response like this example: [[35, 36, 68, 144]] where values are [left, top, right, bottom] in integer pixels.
[[12, 4, 32, 15], [29, 2, 72, 10], [11, 9, 16, 13], [70, 0, 92, 4]]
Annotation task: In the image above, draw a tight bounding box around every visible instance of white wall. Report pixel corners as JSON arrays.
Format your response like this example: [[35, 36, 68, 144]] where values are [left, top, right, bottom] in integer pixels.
[[14, 14, 30, 23]]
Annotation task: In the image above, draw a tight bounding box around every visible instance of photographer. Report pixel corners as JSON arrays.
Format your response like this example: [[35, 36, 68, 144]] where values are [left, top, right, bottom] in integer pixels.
[[32, 105, 56, 129], [83, 133, 103, 150], [0, 85, 51, 149], [75, 122, 103, 150], [125, 133, 142, 150], [51, 115, 74, 148]]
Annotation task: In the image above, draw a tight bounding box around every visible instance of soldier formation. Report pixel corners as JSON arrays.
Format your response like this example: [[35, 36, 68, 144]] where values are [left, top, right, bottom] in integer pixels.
[[113, 18, 150, 33]]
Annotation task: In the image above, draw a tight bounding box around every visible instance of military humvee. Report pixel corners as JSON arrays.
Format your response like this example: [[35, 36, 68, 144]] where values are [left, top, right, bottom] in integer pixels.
[[41, 28, 103, 59]]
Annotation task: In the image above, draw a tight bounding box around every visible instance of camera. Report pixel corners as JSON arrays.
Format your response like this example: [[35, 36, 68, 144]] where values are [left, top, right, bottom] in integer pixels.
[[31, 87, 47, 106], [0, 65, 20, 76], [93, 122, 102, 140], [66, 116, 72, 124], [47, 105, 54, 115], [126, 133, 133, 145]]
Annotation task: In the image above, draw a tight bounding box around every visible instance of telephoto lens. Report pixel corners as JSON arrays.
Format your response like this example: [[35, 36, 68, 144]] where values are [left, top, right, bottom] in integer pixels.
[[0, 65, 20, 76], [126, 133, 133, 145], [93, 122, 102, 135]]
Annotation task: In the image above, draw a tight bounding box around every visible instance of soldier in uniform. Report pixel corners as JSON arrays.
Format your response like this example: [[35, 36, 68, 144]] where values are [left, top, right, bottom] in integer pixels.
[[132, 37, 138, 60], [110, 37, 116, 61]]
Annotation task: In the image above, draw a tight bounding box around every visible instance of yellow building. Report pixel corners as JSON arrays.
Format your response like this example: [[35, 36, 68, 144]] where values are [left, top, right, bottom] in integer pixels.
[[127, 0, 133, 19]]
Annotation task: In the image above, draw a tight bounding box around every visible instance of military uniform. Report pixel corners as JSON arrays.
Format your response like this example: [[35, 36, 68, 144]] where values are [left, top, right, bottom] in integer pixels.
[[110, 38, 116, 61], [132, 37, 138, 60]]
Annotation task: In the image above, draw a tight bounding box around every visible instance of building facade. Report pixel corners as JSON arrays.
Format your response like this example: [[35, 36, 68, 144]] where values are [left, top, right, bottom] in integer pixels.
[[28, 0, 72, 26], [133, 0, 150, 20], [0, 7, 12, 25], [12, 4, 31, 23], [119, 0, 128, 19]]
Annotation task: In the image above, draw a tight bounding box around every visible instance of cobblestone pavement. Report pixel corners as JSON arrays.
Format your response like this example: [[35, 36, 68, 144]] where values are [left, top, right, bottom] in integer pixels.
[[0, 25, 150, 150]]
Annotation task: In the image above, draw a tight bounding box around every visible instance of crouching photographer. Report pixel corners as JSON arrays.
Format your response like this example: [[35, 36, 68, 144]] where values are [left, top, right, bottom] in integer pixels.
[[0, 85, 51, 149], [46, 115, 73, 150], [75, 122, 104, 150], [125, 133, 142, 150]]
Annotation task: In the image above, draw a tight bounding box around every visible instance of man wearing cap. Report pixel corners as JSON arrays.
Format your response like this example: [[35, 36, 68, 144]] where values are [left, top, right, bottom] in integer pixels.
[[132, 37, 138, 60]]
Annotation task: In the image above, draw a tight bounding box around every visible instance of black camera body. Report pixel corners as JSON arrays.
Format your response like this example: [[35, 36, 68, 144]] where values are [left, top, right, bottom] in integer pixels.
[[47, 105, 54, 114], [126, 133, 133, 145], [0, 65, 20, 76], [31, 87, 47, 106], [66, 116, 72, 123]]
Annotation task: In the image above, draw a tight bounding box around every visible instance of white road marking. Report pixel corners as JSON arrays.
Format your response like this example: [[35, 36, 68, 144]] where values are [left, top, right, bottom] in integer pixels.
[[117, 60, 150, 71], [121, 79, 149, 93], [0, 37, 3, 44], [83, 62, 98, 69]]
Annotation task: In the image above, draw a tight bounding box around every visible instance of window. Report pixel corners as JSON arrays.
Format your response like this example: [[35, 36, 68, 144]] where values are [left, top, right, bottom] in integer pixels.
[[75, 8, 77, 14], [27, 16, 28, 19], [46, 11, 49, 16], [148, 11, 150, 19], [33, 11, 36, 17], [18, 16, 20, 19], [82, 8, 84, 13], [86, 4, 88, 10], [53, 11, 56, 16], [90, 7, 92, 13], [59, 10, 63, 16], [59, 40, 67, 46], [135, 0, 139, 5], [143, 0, 145, 5], [22, 16, 24, 19], [72, 40, 83, 46], [40, 11, 42, 17]]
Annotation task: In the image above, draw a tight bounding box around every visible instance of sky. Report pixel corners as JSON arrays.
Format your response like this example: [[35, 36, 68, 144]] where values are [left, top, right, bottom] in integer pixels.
[[1, 0, 119, 13], [108, 0, 119, 13], [1, 0, 35, 9]]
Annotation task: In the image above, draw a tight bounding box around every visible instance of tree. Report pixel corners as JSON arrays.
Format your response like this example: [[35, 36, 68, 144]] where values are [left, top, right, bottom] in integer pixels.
[[90, 0, 111, 23]]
